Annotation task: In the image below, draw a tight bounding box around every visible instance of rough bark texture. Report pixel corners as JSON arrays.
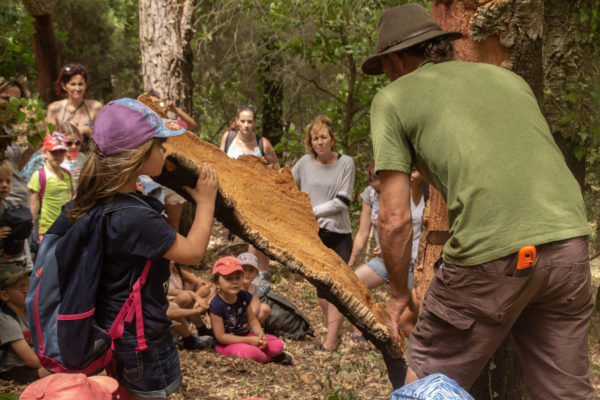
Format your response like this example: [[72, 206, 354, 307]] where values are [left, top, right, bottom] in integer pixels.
[[139, 0, 195, 113], [21, 0, 59, 103], [138, 94, 407, 381], [543, 0, 597, 189], [419, 1, 545, 398]]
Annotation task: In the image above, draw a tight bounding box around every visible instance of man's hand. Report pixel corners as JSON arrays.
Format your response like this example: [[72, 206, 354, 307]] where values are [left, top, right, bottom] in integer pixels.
[[386, 287, 417, 344]]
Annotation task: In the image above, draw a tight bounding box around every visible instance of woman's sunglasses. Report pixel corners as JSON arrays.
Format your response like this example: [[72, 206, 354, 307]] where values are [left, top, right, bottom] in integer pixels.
[[66, 140, 81, 146], [63, 64, 85, 73]]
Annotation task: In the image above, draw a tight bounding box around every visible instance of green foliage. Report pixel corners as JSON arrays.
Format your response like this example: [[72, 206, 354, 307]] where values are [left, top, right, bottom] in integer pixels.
[[0, 393, 19, 400], [52, 0, 142, 101], [0, 1, 37, 80]]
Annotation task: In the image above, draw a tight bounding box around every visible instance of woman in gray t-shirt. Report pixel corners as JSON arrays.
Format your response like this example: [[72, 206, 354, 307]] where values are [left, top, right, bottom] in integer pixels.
[[291, 115, 355, 351]]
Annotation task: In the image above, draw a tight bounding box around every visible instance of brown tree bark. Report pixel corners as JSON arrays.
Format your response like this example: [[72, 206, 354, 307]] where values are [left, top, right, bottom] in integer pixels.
[[21, 0, 59, 103], [139, 0, 196, 113], [543, 0, 597, 189], [416, 1, 545, 398]]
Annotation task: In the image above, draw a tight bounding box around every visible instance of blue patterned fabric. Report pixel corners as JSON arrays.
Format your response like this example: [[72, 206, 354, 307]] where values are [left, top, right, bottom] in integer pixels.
[[391, 373, 474, 400]]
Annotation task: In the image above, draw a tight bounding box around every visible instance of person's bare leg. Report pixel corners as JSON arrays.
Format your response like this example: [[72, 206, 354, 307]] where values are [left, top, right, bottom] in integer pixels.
[[352, 265, 386, 337], [257, 303, 270, 323], [323, 302, 343, 349]]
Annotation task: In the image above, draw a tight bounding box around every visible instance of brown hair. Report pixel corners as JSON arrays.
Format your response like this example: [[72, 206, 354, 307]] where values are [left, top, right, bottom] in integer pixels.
[[304, 115, 336, 157], [56, 122, 82, 140], [401, 36, 455, 64], [0, 160, 13, 178], [68, 138, 161, 221], [0, 76, 28, 99], [54, 63, 89, 97]]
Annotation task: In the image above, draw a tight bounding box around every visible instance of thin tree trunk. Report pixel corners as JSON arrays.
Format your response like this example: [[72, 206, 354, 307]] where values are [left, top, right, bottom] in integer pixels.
[[261, 40, 284, 146], [139, 0, 196, 113], [21, 0, 59, 103]]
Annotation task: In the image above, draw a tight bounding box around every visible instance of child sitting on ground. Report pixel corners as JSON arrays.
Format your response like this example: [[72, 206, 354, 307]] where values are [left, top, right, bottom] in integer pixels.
[[167, 263, 216, 349], [237, 252, 270, 323], [28, 132, 73, 243], [0, 264, 51, 383], [209, 256, 292, 364]]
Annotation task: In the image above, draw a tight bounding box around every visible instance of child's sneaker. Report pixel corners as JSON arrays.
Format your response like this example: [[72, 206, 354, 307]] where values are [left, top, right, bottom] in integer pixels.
[[272, 351, 293, 365], [182, 334, 216, 350]]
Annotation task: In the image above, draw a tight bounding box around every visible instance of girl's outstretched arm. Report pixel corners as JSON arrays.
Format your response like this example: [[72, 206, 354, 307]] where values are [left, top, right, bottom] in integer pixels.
[[164, 163, 217, 265]]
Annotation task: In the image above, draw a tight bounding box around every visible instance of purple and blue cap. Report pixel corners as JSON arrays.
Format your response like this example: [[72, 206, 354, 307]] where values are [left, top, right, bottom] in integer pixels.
[[92, 98, 186, 156]]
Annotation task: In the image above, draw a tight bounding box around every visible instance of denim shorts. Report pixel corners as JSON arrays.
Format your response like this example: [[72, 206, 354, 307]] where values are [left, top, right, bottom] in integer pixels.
[[365, 256, 414, 290], [112, 333, 182, 398]]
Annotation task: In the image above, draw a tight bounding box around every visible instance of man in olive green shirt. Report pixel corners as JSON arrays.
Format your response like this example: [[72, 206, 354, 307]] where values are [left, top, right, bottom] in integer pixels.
[[364, 4, 593, 399]]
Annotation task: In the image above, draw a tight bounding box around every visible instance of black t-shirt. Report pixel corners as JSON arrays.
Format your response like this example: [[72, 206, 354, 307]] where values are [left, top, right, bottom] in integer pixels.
[[95, 193, 177, 339], [209, 290, 252, 336]]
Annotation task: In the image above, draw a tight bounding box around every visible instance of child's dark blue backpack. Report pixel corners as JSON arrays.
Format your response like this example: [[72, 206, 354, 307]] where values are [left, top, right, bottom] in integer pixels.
[[25, 195, 152, 374]]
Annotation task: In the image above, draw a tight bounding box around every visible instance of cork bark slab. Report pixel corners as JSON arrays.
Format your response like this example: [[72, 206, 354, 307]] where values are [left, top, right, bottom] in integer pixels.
[[138, 95, 403, 357]]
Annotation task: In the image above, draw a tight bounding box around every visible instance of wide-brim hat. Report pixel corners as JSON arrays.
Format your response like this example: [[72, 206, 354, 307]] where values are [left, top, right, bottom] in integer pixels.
[[93, 98, 186, 156], [362, 3, 462, 75]]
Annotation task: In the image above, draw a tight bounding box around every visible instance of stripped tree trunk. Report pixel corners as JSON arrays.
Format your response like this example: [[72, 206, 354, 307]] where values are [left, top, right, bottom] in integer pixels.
[[139, 0, 196, 113], [417, 1, 546, 398], [21, 0, 59, 103]]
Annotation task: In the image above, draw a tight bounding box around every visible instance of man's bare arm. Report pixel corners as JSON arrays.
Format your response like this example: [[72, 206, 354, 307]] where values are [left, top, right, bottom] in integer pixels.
[[377, 170, 414, 342]]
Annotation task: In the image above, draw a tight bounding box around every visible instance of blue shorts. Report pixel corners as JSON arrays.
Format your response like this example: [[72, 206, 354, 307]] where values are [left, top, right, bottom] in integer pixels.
[[365, 257, 414, 290], [112, 333, 182, 398]]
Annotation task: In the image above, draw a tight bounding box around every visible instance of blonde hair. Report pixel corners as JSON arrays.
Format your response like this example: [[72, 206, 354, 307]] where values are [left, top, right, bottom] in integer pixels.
[[304, 115, 336, 157], [57, 122, 82, 140], [68, 138, 162, 221]]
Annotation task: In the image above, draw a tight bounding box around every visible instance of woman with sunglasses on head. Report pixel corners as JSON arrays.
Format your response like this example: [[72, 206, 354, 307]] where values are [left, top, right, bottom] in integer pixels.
[[46, 63, 102, 145]]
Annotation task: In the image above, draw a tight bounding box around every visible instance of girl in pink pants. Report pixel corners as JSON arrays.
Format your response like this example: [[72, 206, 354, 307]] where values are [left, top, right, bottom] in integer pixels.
[[209, 257, 292, 364]]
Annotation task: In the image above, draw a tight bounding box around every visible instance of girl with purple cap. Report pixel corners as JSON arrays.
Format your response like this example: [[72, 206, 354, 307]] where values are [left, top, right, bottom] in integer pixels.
[[67, 98, 218, 400]]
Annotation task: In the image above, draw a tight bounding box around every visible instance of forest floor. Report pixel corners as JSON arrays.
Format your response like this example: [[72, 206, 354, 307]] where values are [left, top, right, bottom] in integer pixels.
[[1, 223, 600, 399]]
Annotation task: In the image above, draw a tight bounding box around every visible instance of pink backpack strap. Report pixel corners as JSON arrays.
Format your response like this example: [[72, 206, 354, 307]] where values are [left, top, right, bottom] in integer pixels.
[[108, 259, 152, 351], [38, 167, 46, 201]]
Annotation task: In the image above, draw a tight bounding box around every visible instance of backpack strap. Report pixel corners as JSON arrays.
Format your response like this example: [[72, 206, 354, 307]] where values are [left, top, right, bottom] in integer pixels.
[[223, 130, 237, 154], [107, 259, 152, 351], [38, 167, 46, 202], [257, 135, 265, 157], [38, 167, 74, 200], [103, 194, 155, 351]]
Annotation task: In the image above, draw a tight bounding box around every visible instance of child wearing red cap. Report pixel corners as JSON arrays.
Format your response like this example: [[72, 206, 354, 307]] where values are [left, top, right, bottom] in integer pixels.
[[28, 132, 73, 243], [209, 256, 292, 365]]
